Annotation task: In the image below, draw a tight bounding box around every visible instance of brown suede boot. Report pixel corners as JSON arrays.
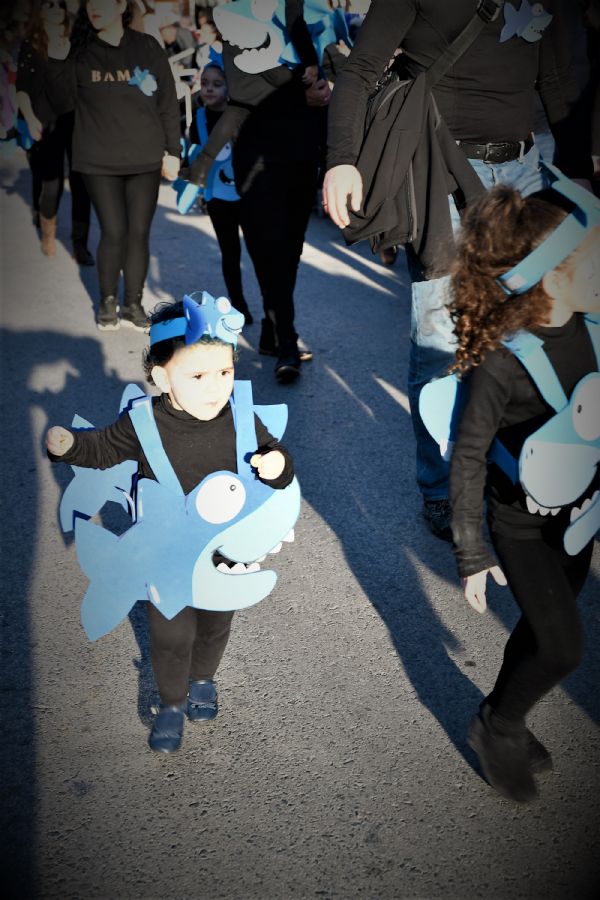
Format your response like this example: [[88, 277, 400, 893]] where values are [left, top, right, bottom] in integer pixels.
[[40, 215, 57, 256]]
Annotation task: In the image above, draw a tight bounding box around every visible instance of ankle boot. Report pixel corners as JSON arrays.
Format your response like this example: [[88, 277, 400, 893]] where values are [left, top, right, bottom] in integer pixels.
[[97, 295, 120, 331], [71, 221, 94, 267], [40, 215, 57, 256]]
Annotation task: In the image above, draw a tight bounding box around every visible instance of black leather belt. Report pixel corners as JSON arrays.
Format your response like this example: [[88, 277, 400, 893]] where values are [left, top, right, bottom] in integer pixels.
[[457, 137, 534, 163]]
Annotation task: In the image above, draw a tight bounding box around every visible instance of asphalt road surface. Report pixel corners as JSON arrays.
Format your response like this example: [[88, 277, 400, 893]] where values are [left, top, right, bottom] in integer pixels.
[[1, 153, 599, 900]]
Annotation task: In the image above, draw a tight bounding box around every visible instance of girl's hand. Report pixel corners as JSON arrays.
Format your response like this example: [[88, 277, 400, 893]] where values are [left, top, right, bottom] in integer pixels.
[[250, 450, 285, 481], [161, 153, 180, 182], [46, 426, 74, 456], [461, 566, 507, 614], [301, 64, 318, 86], [322, 164, 363, 228]]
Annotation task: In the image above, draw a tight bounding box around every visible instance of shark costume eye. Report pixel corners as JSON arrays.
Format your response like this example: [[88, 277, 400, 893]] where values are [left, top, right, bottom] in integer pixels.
[[571, 377, 600, 442], [216, 296, 232, 314], [195, 475, 246, 524]]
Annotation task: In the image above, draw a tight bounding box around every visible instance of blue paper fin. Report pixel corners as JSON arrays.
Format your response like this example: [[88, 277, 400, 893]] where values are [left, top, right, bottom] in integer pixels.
[[253, 404, 288, 442], [119, 383, 146, 414], [172, 178, 201, 215]]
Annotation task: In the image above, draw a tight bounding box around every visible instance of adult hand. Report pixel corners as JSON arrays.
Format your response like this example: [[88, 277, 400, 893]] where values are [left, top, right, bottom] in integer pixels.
[[250, 450, 285, 481], [46, 33, 70, 60], [305, 78, 331, 108], [27, 114, 43, 142], [162, 153, 180, 182], [461, 565, 507, 614], [322, 164, 363, 228], [46, 426, 74, 456]]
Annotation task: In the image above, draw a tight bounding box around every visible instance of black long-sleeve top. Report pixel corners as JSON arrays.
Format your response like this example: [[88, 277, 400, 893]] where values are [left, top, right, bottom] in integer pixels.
[[16, 40, 58, 127], [327, 0, 591, 178], [46, 27, 180, 174], [51, 393, 294, 495], [449, 314, 598, 577]]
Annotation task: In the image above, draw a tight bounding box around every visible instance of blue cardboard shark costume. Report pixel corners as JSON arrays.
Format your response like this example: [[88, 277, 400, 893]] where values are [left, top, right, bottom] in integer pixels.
[[59, 292, 301, 641], [420, 163, 600, 556]]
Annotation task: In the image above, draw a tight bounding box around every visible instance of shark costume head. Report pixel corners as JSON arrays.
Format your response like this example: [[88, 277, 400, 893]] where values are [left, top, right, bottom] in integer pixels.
[[149, 290, 246, 346], [420, 162, 600, 555], [59, 292, 301, 640], [213, 0, 351, 74], [500, 1, 553, 43]]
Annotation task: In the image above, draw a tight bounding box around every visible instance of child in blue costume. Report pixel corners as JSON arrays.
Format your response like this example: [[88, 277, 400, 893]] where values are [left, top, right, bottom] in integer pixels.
[[189, 63, 253, 325], [448, 183, 599, 803], [46, 295, 295, 754]]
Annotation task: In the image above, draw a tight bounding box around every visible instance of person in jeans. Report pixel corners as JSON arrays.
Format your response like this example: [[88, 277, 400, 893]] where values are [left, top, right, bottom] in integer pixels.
[[323, 0, 592, 538]]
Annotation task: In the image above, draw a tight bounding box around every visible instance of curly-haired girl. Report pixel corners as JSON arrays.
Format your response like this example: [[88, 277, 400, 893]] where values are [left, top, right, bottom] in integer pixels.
[[448, 182, 599, 803]]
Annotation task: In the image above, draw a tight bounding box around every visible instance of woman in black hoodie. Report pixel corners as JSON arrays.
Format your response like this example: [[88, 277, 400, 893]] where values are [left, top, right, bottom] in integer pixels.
[[47, 0, 180, 331]]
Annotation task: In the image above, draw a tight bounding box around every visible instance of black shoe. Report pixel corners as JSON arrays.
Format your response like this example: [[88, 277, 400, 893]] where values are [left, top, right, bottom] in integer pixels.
[[422, 498, 452, 542], [73, 241, 95, 267], [468, 705, 538, 803], [121, 300, 148, 331], [187, 679, 218, 722], [480, 702, 552, 774], [148, 704, 185, 753], [97, 295, 120, 331]]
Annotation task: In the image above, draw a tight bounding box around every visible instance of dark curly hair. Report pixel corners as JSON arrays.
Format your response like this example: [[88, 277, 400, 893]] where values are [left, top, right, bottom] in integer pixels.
[[142, 300, 237, 385], [70, 0, 134, 55], [25, 0, 70, 60], [449, 185, 569, 375]]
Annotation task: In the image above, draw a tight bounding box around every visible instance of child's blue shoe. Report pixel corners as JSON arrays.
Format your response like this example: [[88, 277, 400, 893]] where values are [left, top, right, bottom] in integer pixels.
[[172, 177, 202, 215], [148, 704, 186, 753], [187, 679, 218, 722]]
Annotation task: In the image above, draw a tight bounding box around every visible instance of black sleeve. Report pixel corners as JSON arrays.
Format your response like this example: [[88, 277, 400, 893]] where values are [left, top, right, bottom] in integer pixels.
[[45, 55, 78, 116], [286, 0, 319, 69], [253, 414, 295, 490], [537, 0, 592, 179], [16, 40, 41, 95], [150, 36, 182, 158], [326, 0, 417, 168], [449, 361, 511, 579], [48, 413, 142, 469]]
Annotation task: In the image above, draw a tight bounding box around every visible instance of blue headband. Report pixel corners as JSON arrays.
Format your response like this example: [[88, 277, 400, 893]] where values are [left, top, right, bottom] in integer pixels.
[[149, 291, 245, 347], [498, 161, 600, 296]]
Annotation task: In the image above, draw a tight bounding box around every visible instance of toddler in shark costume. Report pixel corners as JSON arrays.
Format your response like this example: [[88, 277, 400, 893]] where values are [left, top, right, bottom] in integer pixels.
[[425, 167, 599, 804], [46, 292, 300, 753]]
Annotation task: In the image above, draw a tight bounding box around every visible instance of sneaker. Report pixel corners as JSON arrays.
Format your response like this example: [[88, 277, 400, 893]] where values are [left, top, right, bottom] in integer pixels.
[[275, 341, 301, 383], [480, 702, 552, 774], [121, 301, 148, 331], [148, 704, 185, 753], [422, 498, 452, 542], [97, 295, 120, 331], [187, 679, 218, 722], [468, 705, 538, 803]]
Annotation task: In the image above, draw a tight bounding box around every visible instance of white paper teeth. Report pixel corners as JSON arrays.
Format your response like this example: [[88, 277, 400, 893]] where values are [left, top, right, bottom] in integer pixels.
[[230, 562, 246, 574], [217, 562, 231, 574], [268, 542, 282, 554], [570, 492, 598, 523], [256, 554, 267, 562], [216, 560, 262, 574], [246, 562, 261, 573], [526, 495, 561, 516], [282, 529, 295, 543]]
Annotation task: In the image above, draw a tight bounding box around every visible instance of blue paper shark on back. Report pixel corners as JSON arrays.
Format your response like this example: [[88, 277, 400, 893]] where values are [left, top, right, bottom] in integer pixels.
[[60, 381, 301, 641], [213, 0, 351, 74], [128, 66, 158, 96], [500, 1, 553, 43]]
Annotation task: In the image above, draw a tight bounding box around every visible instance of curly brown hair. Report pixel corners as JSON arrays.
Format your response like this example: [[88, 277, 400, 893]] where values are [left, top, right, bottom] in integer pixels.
[[449, 185, 568, 375], [25, 1, 70, 60]]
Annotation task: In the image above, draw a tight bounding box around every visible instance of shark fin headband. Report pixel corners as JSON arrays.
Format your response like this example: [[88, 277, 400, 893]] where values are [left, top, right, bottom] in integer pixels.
[[497, 160, 600, 296], [149, 291, 245, 347]]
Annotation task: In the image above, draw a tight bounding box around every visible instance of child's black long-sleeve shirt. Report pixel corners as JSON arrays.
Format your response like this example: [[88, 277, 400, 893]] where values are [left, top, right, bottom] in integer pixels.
[[450, 314, 598, 577], [46, 27, 180, 174], [52, 394, 294, 494]]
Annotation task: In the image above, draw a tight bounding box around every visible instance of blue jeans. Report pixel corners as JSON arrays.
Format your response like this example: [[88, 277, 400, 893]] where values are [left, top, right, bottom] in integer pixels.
[[407, 143, 548, 501]]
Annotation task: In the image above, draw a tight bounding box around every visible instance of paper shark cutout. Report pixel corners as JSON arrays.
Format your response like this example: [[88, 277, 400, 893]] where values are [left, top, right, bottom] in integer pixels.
[[128, 66, 158, 96], [500, 1, 552, 43], [59, 381, 301, 640], [214, 0, 351, 74]]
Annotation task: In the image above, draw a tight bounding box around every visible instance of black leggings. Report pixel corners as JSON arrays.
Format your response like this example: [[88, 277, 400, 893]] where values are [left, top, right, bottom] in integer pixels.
[[147, 603, 235, 707], [206, 198, 246, 310], [237, 160, 317, 350], [486, 531, 593, 724], [82, 169, 161, 303], [27, 113, 90, 227]]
